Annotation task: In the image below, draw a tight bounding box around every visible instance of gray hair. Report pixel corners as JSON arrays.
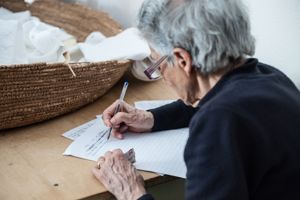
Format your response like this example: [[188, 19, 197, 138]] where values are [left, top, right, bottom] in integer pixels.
[[137, 0, 255, 74]]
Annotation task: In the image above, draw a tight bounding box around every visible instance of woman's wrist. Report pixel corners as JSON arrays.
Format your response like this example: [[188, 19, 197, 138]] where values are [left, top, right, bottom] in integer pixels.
[[143, 111, 154, 132], [131, 186, 146, 200]]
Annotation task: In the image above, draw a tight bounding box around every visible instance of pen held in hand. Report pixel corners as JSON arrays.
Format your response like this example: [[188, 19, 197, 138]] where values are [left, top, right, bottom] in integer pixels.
[[107, 81, 129, 140]]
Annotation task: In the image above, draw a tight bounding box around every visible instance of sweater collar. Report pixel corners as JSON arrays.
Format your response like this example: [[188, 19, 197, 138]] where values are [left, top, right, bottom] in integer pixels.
[[197, 58, 259, 108]]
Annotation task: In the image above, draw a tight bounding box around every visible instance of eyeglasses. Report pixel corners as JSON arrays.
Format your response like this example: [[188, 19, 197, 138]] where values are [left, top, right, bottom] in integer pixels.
[[144, 55, 168, 80]]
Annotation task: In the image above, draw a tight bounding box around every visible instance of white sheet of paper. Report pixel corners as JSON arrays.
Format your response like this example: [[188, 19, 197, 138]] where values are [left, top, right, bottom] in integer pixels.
[[99, 128, 188, 178], [63, 100, 188, 178], [63, 119, 97, 140], [134, 100, 175, 110], [61, 99, 175, 141], [63, 117, 188, 178], [63, 118, 112, 160], [62, 115, 104, 140]]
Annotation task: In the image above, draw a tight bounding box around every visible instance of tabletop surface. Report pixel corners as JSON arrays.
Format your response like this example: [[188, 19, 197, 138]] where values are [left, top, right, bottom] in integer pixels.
[[0, 73, 178, 200]]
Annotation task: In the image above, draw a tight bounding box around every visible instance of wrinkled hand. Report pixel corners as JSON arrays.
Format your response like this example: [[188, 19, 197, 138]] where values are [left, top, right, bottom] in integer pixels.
[[92, 149, 146, 200], [102, 100, 154, 139]]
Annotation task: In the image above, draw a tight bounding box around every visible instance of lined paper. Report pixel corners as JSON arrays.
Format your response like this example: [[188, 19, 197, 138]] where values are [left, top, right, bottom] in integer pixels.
[[63, 99, 188, 178]]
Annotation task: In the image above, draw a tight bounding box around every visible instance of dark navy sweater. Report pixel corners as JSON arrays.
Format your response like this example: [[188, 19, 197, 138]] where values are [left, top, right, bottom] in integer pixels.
[[138, 58, 300, 200]]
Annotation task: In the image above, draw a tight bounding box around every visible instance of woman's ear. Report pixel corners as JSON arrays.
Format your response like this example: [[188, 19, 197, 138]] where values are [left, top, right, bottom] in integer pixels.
[[173, 48, 193, 76]]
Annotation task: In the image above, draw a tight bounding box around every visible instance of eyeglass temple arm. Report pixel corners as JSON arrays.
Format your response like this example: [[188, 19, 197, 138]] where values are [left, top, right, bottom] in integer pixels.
[[144, 55, 168, 79]]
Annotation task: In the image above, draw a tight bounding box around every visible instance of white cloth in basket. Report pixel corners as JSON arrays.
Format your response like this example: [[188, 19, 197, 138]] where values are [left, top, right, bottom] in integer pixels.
[[78, 28, 151, 62], [0, 8, 74, 65]]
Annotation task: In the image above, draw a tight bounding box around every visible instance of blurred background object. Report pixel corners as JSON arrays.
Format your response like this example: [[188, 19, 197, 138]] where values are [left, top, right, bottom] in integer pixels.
[[71, 0, 300, 88], [67, 0, 144, 28]]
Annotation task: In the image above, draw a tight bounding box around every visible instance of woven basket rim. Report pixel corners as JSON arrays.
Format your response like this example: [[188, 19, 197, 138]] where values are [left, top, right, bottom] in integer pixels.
[[0, 60, 131, 68]]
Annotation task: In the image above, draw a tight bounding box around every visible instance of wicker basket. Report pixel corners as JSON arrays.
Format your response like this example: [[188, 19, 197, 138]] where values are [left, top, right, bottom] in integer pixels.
[[0, 0, 131, 130]]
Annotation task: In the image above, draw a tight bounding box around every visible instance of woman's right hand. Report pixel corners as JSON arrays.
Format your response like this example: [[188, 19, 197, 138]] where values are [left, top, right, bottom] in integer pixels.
[[102, 100, 154, 139]]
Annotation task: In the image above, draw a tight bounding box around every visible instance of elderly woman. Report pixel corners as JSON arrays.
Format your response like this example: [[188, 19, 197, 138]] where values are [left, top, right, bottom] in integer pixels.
[[92, 0, 300, 199]]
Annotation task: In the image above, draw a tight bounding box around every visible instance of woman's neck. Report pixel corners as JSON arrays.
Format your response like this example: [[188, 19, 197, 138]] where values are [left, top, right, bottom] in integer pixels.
[[191, 58, 246, 106]]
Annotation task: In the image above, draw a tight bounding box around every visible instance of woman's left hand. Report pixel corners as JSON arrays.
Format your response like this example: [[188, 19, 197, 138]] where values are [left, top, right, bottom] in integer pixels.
[[92, 149, 146, 200]]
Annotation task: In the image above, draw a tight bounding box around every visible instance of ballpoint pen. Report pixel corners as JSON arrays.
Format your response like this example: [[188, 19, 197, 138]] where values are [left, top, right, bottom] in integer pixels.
[[107, 81, 129, 140]]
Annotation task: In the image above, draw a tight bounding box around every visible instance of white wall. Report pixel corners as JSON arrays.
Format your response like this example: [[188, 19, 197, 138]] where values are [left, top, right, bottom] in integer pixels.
[[244, 0, 300, 88], [74, 0, 144, 28]]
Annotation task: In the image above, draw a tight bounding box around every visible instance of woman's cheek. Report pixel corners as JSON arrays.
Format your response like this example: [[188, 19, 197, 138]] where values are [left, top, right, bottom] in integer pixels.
[[162, 70, 173, 85], [162, 76, 172, 87]]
